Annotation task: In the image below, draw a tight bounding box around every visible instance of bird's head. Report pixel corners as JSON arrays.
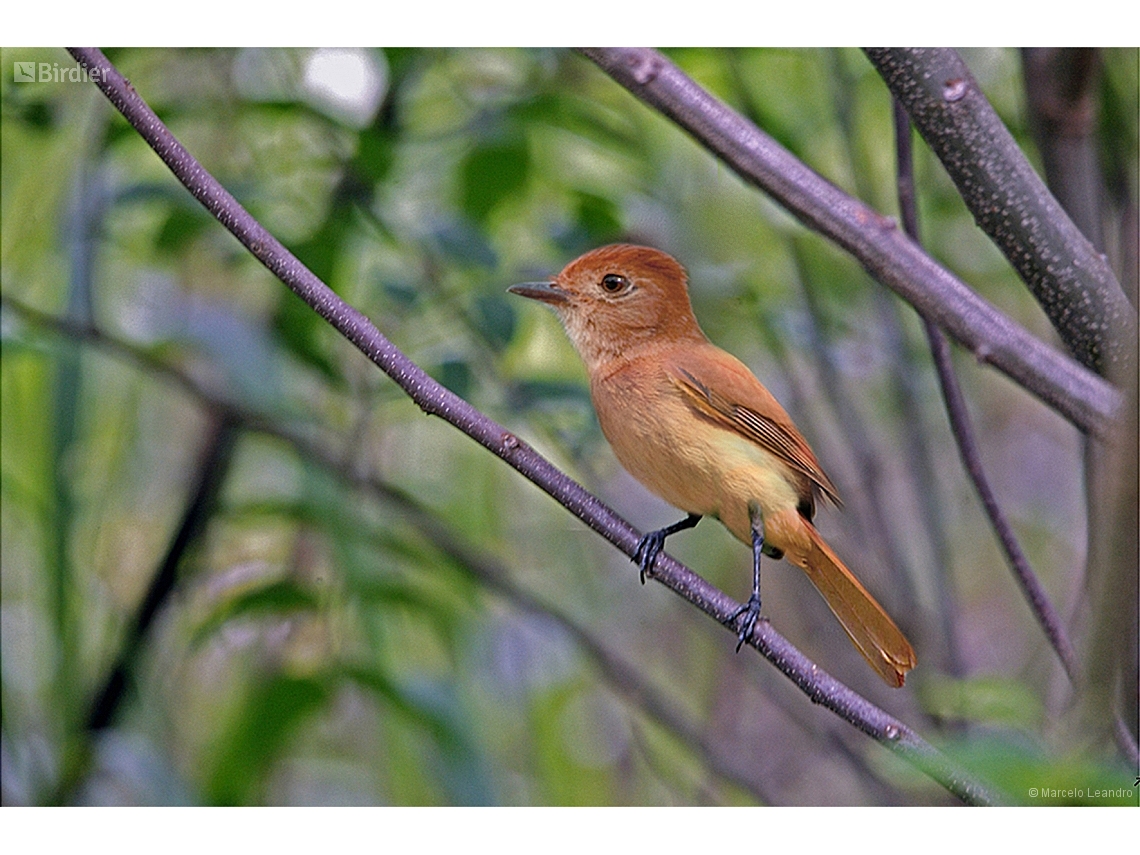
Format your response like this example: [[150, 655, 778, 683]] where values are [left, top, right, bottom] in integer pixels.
[[509, 244, 706, 372]]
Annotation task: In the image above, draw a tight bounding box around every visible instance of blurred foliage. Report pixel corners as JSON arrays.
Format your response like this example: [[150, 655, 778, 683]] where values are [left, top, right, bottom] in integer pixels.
[[1, 47, 1136, 806]]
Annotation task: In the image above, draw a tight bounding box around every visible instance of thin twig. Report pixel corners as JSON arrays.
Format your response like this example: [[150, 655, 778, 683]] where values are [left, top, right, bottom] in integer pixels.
[[86, 413, 240, 731], [721, 60, 921, 618], [55, 48, 1001, 804], [790, 239, 921, 619], [893, 101, 1078, 680], [821, 49, 964, 678], [576, 47, 1120, 438]]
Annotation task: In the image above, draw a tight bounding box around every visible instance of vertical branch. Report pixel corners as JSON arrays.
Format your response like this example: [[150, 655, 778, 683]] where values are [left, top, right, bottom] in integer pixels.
[[822, 49, 963, 676], [1019, 48, 1138, 756], [893, 100, 1077, 681], [1082, 377, 1139, 756], [1021, 49, 1105, 252], [789, 241, 920, 618]]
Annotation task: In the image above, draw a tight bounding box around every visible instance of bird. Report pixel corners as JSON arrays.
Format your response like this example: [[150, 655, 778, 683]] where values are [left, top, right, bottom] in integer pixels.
[[508, 244, 916, 687]]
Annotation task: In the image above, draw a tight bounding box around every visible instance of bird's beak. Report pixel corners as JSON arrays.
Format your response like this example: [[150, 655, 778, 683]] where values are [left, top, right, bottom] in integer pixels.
[[507, 281, 569, 304]]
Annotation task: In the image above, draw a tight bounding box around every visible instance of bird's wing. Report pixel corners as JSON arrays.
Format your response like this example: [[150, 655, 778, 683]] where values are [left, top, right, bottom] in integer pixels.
[[667, 349, 841, 507]]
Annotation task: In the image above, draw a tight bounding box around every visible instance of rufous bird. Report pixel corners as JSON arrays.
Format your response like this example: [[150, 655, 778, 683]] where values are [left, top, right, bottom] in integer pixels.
[[509, 244, 915, 687]]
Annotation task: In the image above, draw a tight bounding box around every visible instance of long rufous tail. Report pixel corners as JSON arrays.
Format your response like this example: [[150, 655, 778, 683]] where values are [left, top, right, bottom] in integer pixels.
[[797, 523, 916, 687]]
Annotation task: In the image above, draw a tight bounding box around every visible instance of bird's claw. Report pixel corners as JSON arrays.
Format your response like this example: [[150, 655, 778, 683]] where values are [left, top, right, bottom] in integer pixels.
[[633, 532, 665, 584], [632, 514, 702, 584], [730, 593, 762, 652]]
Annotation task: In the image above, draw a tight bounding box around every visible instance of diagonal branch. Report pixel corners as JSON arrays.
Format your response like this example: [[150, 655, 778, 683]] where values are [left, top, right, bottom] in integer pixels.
[[62, 47, 1000, 805], [576, 47, 1120, 438], [893, 101, 1078, 681], [13, 294, 970, 803], [50, 410, 238, 804], [3, 290, 989, 806], [865, 48, 1135, 379], [86, 413, 240, 732]]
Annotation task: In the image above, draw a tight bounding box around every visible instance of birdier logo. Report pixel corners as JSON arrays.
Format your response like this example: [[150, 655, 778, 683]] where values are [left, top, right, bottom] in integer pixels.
[[13, 61, 106, 83]]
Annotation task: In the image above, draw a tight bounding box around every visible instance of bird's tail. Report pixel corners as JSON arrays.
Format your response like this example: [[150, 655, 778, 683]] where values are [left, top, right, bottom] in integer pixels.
[[797, 523, 916, 687]]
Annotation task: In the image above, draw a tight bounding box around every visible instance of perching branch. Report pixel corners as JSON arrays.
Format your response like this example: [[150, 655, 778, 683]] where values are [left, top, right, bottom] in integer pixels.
[[893, 101, 1077, 681], [865, 48, 1136, 380], [64, 47, 999, 805], [576, 47, 1121, 438], [3, 295, 928, 806]]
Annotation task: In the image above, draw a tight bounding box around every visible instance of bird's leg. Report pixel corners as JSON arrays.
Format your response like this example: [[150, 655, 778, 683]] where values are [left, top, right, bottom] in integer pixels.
[[730, 507, 764, 651], [633, 513, 702, 583]]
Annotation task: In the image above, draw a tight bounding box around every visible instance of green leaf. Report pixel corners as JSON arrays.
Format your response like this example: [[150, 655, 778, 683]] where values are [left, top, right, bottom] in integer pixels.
[[573, 192, 623, 244], [340, 665, 459, 751], [204, 674, 328, 805], [355, 123, 396, 187], [154, 206, 211, 253], [459, 140, 529, 223], [474, 294, 516, 352], [943, 732, 1135, 806], [431, 356, 472, 399]]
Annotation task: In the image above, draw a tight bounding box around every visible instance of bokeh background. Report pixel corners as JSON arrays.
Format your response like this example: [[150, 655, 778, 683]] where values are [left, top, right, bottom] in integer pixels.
[[2, 47, 1136, 805]]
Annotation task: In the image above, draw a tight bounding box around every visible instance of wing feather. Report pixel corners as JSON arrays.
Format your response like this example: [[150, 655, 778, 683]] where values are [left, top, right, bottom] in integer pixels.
[[668, 360, 841, 507]]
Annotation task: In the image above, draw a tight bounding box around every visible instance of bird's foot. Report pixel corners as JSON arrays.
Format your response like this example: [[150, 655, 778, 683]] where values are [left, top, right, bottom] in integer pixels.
[[729, 592, 762, 652], [632, 513, 701, 584], [633, 531, 666, 584]]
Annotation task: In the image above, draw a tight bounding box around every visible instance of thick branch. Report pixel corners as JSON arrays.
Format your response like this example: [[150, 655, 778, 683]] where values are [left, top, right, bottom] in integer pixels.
[[577, 47, 1121, 438], [865, 48, 1136, 379], [59, 48, 999, 804]]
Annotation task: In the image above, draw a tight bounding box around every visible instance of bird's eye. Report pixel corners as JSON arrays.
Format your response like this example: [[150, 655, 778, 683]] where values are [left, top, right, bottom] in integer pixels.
[[600, 273, 629, 294]]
